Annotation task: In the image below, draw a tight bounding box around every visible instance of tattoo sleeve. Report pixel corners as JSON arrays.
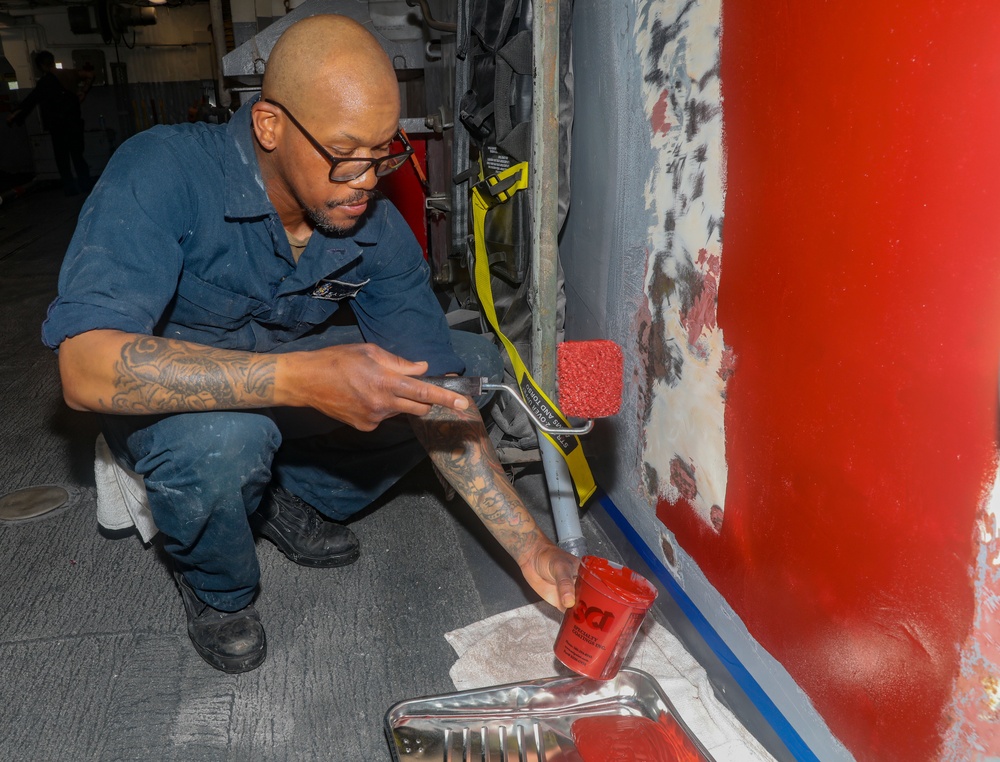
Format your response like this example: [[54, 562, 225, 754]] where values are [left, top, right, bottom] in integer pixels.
[[107, 336, 276, 413], [410, 403, 541, 564]]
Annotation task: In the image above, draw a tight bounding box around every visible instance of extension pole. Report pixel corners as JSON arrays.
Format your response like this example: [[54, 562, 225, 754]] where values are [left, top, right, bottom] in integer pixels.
[[531, 0, 587, 557]]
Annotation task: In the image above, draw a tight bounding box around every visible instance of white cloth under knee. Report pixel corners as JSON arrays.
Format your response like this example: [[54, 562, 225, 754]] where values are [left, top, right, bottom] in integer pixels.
[[94, 433, 159, 542]]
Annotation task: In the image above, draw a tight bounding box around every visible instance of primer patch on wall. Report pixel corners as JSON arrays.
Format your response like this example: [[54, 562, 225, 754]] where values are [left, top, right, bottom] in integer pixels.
[[634, 0, 728, 525], [942, 456, 1000, 759]]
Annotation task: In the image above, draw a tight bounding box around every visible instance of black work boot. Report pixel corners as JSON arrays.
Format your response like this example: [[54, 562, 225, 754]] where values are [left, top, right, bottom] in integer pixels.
[[250, 486, 361, 568], [174, 572, 266, 673]]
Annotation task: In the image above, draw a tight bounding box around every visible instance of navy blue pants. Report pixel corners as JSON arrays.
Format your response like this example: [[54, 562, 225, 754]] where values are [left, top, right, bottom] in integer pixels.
[[100, 328, 502, 611]]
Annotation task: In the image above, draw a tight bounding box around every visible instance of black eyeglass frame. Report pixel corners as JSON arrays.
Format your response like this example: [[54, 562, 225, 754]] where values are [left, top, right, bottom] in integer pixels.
[[261, 97, 414, 183]]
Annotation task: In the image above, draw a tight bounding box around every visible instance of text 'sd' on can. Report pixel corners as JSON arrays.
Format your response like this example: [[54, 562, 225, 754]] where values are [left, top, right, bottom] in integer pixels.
[[553, 556, 658, 680]]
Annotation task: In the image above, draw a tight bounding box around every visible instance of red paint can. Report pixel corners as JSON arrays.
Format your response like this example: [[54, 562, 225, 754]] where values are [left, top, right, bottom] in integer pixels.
[[554, 556, 658, 680]]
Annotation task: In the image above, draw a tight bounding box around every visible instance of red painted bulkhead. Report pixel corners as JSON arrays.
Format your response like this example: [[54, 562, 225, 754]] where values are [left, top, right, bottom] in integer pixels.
[[655, 2, 1000, 758]]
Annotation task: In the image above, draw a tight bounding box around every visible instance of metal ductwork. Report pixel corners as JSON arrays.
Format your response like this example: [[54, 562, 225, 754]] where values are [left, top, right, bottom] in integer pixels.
[[222, 0, 426, 86]]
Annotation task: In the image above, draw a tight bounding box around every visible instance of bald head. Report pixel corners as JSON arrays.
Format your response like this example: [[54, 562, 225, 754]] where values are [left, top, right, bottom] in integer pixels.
[[262, 15, 399, 123]]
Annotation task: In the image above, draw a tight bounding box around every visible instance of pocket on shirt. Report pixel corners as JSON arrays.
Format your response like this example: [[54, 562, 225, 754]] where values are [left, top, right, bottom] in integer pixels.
[[174, 272, 267, 330]]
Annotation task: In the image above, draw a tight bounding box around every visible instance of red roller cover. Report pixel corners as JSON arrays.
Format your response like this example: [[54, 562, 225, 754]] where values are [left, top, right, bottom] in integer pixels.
[[556, 340, 624, 418]]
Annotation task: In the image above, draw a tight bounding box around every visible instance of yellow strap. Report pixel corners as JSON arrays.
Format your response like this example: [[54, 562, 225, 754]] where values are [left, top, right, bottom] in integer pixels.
[[471, 162, 597, 506]]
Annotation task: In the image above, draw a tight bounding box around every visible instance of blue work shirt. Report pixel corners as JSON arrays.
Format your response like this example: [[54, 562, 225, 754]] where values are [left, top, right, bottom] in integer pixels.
[[42, 98, 464, 376]]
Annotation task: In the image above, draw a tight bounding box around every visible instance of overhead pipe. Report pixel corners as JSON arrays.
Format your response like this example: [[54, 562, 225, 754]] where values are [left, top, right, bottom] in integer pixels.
[[1, 6, 81, 16], [404, 0, 457, 33]]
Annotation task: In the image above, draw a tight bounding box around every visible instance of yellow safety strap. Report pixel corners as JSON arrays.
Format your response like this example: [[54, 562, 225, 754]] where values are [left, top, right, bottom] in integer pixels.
[[470, 162, 597, 506]]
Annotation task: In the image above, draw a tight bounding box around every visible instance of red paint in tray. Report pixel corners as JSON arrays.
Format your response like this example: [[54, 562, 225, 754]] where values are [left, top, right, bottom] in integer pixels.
[[571, 713, 708, 762]]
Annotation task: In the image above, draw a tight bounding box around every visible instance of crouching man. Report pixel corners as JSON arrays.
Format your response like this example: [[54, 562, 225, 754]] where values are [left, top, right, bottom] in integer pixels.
[[42, 14, 578, 673]]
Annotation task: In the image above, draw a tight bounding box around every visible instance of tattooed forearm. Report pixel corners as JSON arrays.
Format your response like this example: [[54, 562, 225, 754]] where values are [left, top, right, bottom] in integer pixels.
[[411, 403, 542, 562], [106, 336, 276, 413]]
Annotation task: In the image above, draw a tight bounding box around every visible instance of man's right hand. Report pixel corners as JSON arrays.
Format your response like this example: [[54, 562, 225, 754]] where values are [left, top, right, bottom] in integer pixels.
[[277, 343, 468, 431], [59, 330, 468, 429]]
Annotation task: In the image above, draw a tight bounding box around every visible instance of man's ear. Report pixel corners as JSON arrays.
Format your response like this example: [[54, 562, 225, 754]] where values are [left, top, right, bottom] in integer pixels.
[[251, 102, 280, 152]]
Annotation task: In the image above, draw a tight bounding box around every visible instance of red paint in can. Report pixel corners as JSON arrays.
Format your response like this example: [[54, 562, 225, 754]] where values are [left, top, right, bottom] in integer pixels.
[[554, 556, 658, 680]]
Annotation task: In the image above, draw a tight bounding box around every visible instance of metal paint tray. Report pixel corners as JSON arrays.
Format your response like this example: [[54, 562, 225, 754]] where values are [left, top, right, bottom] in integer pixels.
[[385, 667, 715, 761]]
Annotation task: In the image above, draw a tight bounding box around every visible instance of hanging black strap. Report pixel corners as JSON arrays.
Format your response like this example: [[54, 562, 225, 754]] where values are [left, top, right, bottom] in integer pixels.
[[493, 29, 533, 161], [469, 0, 522, 54]]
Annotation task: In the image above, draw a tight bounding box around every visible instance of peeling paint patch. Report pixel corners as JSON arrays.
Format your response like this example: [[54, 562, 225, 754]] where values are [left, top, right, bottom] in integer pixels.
[[681, 249, 720, 347], [709, 505, 724, 532], [718, 345, 736, 385], [984, 674, 1000, 715], [652, 89, 673, 135], [660, 533, 677, 567], [670, 456, 698, 501], [941, 454, 1000, 759], [635, 0, 728, 525]]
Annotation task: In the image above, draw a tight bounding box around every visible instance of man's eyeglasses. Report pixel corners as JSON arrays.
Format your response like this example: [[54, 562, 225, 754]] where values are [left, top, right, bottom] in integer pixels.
[[262, 98, 413, 183]]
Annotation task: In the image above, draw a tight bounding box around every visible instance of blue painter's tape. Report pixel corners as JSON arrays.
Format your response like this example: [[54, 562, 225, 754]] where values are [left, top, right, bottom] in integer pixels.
[[598, 493, 820, 762]]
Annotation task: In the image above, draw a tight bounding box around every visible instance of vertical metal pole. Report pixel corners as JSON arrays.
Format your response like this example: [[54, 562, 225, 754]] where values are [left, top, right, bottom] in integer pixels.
[[530, 0, 560, 393], [209, 0, 230, 110], [452, 0, 472, 271], [531, 0, 587, 557]]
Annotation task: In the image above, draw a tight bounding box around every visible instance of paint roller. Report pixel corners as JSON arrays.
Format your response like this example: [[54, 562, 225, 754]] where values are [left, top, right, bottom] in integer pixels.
[[424, 339, 624, 435]]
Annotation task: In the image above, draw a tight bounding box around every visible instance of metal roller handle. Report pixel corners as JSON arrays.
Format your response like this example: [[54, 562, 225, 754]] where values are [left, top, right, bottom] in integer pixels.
[[423, 376, 594, 436]]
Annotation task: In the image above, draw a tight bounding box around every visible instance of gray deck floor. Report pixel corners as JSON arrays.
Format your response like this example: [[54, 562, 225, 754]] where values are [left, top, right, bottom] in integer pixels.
[[0, 186, 620, 761]]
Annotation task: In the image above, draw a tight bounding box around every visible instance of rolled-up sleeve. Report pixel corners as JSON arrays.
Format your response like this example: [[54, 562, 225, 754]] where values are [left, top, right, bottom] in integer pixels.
[[42, 130, 195, 349]]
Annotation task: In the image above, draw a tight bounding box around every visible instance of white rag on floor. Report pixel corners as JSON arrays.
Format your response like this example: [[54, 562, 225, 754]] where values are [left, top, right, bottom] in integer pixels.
[[446, 603, 775, 762], [94, 433, 159, 543]]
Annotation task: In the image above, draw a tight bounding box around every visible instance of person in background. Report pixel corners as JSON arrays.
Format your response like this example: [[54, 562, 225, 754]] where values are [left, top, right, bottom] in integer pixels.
[[6, 51, 94, 196], [42, 16, 579, 674]]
